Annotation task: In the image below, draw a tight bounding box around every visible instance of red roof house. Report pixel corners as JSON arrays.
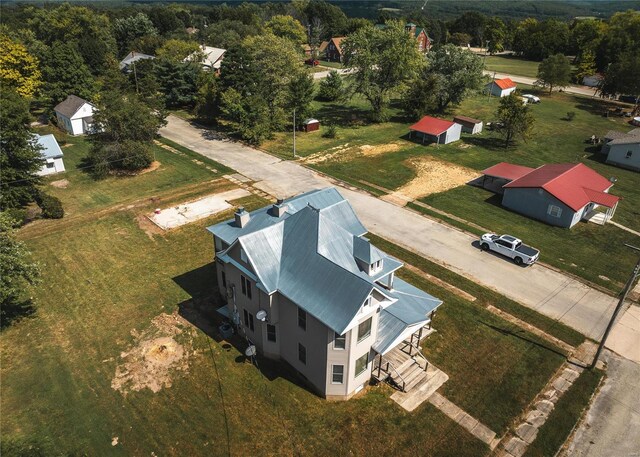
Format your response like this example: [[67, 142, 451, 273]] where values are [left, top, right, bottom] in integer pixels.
[[482, 162, 621, 228], [409, 116, 462, 145], [486, 78, 518, 97]]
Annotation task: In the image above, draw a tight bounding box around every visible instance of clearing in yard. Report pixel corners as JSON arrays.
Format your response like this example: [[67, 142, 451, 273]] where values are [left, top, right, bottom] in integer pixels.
[[150, 188, 251, 230]]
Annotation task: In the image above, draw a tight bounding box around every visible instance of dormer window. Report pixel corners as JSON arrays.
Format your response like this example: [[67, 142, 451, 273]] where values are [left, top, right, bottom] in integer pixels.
[[370, 259, 383, 274]]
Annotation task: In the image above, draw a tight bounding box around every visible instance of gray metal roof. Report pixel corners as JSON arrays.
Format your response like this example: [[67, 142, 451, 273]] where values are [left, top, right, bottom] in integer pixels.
[[606, 128, 640, 146], [35, 134, 63, 159], [353, 236, 383, 264], [53, 95, 91, 118], [119, 51, 155, 70]]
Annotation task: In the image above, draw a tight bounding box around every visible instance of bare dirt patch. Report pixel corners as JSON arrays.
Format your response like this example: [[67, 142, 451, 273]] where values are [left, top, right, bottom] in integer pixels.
[[111, 312, 196, 395], [391, 157, 480, 200], [360, 143, 402, 156], [138, 160, 161, 175], [50, 179, 70, 189], [304, 142, 403, 165]]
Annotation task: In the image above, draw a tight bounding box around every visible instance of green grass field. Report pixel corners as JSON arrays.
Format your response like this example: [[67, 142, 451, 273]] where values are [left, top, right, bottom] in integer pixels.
[[483, 55, 544, 78], [1, 133, 578, 455]]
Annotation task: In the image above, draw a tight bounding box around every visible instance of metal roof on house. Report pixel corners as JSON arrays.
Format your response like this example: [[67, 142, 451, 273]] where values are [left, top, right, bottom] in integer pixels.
[[605, 128, 640, 146], [504, 163, 620, 211], [490, 78, 517, 90], [207, 188, 430, 335], [53, 95, 92, 118], [353, 236, 383, 264], [35, 134, 63, 159], [409, 116, 456, 136], [119, 51, 155, 70], [186, 46, 226, 69], [453, 115, 482, 127], [482, 162, 535, 181]]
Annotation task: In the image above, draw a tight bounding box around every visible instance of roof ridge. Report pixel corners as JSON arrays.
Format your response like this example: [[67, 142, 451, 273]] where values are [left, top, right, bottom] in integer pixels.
[[539, 163, 580, 187]]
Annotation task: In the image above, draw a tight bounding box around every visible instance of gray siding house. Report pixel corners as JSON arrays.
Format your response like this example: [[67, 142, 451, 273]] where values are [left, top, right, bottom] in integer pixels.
[[482, 162, 621, 228], [601, 129, 640, 172], [207, 188, 442, 400]]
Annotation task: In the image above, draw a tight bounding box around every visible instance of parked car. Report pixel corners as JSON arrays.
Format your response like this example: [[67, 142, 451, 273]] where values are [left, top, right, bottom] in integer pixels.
[[619, 94, 639, 104], [479, 233, 540, 266], [305, 58, 320, 66], [522, 94, 540, 103]]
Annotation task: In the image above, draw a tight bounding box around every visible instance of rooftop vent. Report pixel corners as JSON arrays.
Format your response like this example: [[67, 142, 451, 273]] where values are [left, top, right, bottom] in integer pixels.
[[234, 207, 250, 228], [271, 198, 288, 217]]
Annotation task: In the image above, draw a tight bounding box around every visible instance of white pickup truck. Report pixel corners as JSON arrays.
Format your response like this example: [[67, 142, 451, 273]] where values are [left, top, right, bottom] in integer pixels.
[[479, 233, 540, 266]]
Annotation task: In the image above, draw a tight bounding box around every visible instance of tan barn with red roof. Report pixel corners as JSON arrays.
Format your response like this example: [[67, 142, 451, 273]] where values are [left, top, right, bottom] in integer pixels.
[[481, 162, 620, 227], [485, 78, 517, 97]]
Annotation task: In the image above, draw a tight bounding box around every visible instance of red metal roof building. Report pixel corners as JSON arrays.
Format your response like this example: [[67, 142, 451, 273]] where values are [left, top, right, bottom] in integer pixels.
[[485, 78, 518, 97], [481, 162, 621, 228], [409, 116, 462, 145]]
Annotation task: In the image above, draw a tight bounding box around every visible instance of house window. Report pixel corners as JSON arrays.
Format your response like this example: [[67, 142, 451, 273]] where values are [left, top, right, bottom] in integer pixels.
[[298, 343, 306, 364], [46, 162, 55, 169], [547, 205, 562, 218], [355, 352, 369, 376], [243, 309, 254, 332], [334, 332, 346, 350], [221, 271, 226, 288], [240, 275, 251, 298], [240, 248, 247, 263], [626, 150, 633, 159], [298, 308, 307, 330], [357, 317, 372, 342], [332, 365, 344, 384], [267, 324, 277, 342]]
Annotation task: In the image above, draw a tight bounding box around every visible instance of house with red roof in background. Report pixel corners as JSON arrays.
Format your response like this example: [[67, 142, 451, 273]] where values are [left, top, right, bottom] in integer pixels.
[[409, 115, 462, 145], [485, 78, 517, 97], [481, 162, 621, 227]]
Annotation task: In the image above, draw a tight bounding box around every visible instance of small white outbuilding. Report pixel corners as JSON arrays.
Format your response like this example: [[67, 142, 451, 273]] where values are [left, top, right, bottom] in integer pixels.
[[54, 95, 96, 136], [35, 134, 65, 176]]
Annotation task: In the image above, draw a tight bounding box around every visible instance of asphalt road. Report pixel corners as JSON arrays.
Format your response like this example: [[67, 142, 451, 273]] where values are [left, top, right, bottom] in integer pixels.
[[160, 115, 639, 362], [564, 350, 640, 457]]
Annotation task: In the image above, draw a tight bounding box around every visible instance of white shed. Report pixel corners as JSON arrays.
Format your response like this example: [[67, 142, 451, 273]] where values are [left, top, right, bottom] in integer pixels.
[[485, 78, 517, 97], [54, 95, 96, 136], [35, 134, 65, 176], [453, 115, 483, 134]]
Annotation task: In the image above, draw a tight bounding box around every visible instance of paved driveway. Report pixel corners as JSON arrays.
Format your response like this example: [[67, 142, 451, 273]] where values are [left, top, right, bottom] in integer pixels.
[[160, 115, 639, 362]]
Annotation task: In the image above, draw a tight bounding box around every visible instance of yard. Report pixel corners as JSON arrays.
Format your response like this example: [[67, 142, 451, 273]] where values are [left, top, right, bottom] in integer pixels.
[[259, 85, 640, 292], [2, 137, 575, 456], [483, 55, 543, 78]]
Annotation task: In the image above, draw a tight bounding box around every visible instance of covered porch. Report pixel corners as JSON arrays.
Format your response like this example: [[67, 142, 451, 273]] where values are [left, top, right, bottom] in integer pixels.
[[581, 189, 620, 225]]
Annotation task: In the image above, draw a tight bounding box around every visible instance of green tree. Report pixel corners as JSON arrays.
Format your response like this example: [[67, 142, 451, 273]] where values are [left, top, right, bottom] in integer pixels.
[[304, 0, 348, 39], [156, 39, 200, 62], [0, 212, 40, 329], [342, 21, 423, 122], [495, 93, 535, 148], [195, 71, 220, 121], [599, 50, 640, 103], [0, 34, 42, 98], [536, 53, 572, 94], [199, 20, 257, 49], [113, 13, 158, 55], [450, 32, 472, 46], [449, 12, 487, 47], [41, 41, 95, 108], [0, 88, 43, 210], [570, 19, 606, 60], [401, 72, 440, 119], [425, 44, 484, 111], [596, 10, 640, 70], [575, 49, 597, 83], [220, 88, 272, 144], [318, 70, 345, 101], [88, 91, 166, 177], [484, 17, 507, 54], [154, 59, 202, 108], [513, 18, 570, 60], [265, 15, 307, 45], [287, 73, 315, 126]]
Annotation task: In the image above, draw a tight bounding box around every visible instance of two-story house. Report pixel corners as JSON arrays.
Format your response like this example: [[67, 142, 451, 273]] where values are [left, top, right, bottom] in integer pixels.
[[207, 188, 442, 400]]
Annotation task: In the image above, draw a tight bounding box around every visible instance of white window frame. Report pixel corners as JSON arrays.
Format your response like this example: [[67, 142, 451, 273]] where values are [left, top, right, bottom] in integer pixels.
[[357, 317, 372, 342], [333, 332, 346, 350], [547, 204, 562, 218], [331, 365, 344, 384], [355, 352, 369, 376]]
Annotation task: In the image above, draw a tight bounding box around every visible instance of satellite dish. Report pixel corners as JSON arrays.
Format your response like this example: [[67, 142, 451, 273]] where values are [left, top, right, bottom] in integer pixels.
[[245, 345, 256, 357], [232, 312, 240, 325], [256, 310, 268, 322]]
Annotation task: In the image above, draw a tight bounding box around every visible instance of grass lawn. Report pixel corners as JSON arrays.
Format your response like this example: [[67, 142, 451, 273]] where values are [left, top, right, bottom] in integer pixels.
[[483, 55, 543, 78], [524, 368, 604, 457], [418, 185, 638, 292], [318, 60, 343, 69], [1, 138, 570, 455]]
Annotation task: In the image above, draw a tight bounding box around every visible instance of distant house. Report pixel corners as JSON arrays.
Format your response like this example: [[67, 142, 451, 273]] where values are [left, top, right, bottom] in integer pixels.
[[485, 78, 517, 97], [409, 116, 462, 145], [601, 129, 640, 172], [302, 118, 320, 132], [453, 115, 483, 134], [207, 188, 443, 400], [323, 37, 345, 62], [582, 74, 603, 88], [119, 51, 154, 72], [54, 95, 96, 136], [186, 45, 226, 72], [404, 23, 431, 53], [481, 162, 621, 227], [35, 134, 65, 176]]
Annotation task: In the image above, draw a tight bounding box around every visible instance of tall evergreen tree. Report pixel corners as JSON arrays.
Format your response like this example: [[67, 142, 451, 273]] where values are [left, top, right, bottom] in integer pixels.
[[41, 41, 95, 108]]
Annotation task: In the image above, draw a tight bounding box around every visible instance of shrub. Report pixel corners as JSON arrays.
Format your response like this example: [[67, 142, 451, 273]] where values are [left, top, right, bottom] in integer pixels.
[[322, 124, 338, 139], [318, 71, 345, 102], [35, 192, 64, 219], [3, 208, 28, 227], [565, 111, 576, 121]]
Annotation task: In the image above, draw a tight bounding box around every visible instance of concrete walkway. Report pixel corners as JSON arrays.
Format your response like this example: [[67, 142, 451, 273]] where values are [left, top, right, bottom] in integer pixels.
[[159, 115, 639, 362], [429, 392, 499, 449]]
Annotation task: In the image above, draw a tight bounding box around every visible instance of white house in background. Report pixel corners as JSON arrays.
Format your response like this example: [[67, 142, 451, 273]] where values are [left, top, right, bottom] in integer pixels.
[[54, 95, 96, 136], [602, 129, 640, 172], [582, 74, 604, 88], [185, 45, 226, 72], [485, 78, 517, 97], [119, 51, 155, 72], [35, 134, 65, 176]]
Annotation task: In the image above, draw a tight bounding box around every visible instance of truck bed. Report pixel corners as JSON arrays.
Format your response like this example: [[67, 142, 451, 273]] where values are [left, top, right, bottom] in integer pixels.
[[516, 245, 538, 257]]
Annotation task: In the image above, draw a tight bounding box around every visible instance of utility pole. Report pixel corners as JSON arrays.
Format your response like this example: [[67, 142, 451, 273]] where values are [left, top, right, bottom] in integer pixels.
[[293, 108, 296, 158], [591, 244, 640, 369], [483, 40, 490, 69], [133, 60, 139, 94]]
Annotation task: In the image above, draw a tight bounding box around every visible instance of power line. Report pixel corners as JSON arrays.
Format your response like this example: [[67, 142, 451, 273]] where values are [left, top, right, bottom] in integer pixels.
[[204, 335, 232, 457]]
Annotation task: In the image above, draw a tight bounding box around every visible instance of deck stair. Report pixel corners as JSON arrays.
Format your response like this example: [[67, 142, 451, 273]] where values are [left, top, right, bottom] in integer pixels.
[[373, 344, 435, 393]]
